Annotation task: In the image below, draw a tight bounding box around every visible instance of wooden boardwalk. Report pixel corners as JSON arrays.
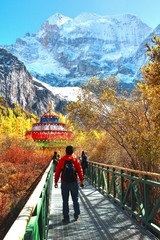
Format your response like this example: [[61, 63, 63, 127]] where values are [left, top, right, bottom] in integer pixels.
[[47, 180, 158, 240]]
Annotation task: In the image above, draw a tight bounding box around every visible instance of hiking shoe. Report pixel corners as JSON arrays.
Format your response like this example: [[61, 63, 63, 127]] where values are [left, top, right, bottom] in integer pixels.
[[74, 214, 80, 221], [62, 219, 70, 224]]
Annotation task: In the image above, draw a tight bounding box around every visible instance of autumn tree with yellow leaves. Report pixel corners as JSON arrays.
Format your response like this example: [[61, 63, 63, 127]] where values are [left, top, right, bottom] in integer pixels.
[[0, 101, 37, 139], [67, 35, 160, 173]]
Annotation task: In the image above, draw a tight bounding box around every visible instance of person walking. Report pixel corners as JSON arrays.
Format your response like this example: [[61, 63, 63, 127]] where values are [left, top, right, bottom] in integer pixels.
[[81, 151, 88, 176], [52, 151, 59, 172], [54, 146, 84, 223]]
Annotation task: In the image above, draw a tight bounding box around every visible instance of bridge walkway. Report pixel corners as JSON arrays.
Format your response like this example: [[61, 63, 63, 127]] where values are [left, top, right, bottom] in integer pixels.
[[47, 179, 158, 240]]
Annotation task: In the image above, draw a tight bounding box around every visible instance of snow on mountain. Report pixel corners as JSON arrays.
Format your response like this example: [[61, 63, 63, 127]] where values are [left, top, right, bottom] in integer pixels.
[[0, 48, 78, 115], [48, 13, 72, 26], [122, 24, 160, 83], [1, 12, 154, 88], [36, 13, 72, 39], [33, 77, 82, 101]]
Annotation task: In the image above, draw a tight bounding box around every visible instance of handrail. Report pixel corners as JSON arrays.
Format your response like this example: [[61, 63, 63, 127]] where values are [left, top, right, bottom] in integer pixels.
[[86, 161, 160, 238], [89, 161, 160, 177], [4, 161, 53, 240]]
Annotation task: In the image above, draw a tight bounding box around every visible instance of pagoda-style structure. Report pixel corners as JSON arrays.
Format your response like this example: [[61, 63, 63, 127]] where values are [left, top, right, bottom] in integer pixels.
[[25, 111, 74, 142]]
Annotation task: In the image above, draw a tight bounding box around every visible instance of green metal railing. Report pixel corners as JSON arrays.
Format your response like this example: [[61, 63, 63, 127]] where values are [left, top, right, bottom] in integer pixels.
[[4, 161, 53, 240], [3, 160, 160, 239], [86, 161, 160, 237]]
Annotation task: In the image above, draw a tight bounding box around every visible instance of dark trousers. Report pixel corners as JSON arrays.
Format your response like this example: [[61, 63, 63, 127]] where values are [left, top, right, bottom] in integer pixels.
[[61, 181, 80, 220], [82, 167, 86, 175]]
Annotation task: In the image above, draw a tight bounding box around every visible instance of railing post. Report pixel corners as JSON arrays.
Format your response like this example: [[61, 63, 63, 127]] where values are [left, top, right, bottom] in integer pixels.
[[107, 167, 109, 195], [95, 165, 97, 187], [91, 163, 94, 186], [131, 172, 136, 217], [121, 170, 124, 207], [113, 168, 116, 199], [102, 166, 105, 192], [98, 165, 100, 190], [143, 175, 150, 225]]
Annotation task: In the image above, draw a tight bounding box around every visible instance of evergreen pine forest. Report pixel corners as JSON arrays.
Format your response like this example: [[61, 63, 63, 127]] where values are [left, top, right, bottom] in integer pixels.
[[0, 35, 160, 228]]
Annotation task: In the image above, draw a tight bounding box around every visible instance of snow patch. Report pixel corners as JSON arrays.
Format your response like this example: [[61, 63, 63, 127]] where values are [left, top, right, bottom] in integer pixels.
[[33, 77, 82, 101]]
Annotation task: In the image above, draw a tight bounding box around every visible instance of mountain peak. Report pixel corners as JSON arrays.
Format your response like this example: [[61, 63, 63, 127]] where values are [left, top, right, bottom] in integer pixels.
[[47, 13, 72, 26]]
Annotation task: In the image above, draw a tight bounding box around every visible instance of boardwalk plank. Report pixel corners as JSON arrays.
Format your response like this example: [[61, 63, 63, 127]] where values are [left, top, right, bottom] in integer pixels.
[[47, 180, 158, 240]]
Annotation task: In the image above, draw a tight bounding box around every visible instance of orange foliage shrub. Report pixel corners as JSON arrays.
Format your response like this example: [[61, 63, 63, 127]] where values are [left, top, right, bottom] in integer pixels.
[[0, 193, 11, 225], [0, 137, 52, 225]]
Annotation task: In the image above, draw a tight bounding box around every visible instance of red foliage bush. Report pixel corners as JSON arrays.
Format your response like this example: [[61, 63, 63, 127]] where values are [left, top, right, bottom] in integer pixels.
[[0, 193, 11, 225], [0, 138, 52, 226]]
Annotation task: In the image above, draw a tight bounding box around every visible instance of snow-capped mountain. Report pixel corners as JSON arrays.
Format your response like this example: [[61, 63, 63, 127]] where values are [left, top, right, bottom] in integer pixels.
[[126, 24, 160, 82], [0, 48, 81, 115], [1, 13, 154, 87]]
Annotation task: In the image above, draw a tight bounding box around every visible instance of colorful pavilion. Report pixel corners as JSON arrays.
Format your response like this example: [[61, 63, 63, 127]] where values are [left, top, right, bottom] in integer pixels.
[[25, 111, 74, 146]]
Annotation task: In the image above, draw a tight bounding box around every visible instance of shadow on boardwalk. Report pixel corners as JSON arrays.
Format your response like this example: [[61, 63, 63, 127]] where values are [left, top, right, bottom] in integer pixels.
[[47, 180, 158, 240]]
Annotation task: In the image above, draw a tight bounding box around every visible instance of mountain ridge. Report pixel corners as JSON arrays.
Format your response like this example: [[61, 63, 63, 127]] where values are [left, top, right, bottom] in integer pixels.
[[0, 13, 159, 115], [1, 13, 154, 87]]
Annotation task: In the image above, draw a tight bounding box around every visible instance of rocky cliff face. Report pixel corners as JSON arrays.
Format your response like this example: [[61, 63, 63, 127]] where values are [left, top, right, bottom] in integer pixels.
[[2, 13, 154, 87], [0, 49, 34, 109], [0, 48, 69, 115]]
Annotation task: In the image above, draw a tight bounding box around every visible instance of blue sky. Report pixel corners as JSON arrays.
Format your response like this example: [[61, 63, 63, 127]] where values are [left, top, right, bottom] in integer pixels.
[[0, 0, 159, 45]]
